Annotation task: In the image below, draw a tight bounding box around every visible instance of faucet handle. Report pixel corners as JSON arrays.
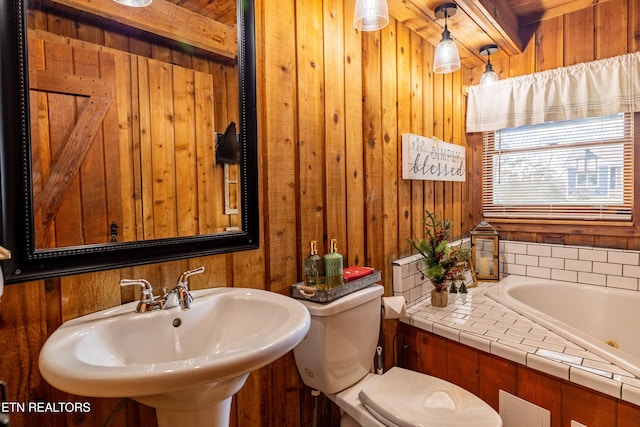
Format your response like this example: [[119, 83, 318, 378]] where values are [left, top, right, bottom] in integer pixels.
[[120, 279, 154, 299], [120, 279, 163, 312], [177, 266, 205, 286], [174, 267, 203, 311]]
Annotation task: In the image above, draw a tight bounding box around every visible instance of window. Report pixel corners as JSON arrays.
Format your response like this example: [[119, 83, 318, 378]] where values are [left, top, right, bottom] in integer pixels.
[[482, 113, 633, 221]]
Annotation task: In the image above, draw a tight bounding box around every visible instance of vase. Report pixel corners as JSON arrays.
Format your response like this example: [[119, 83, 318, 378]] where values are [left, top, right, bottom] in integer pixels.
[[431, 289, 448, 307]]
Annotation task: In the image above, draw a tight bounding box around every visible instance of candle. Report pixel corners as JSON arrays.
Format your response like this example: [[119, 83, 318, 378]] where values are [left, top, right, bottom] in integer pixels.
[[478, 256, 491, 276]]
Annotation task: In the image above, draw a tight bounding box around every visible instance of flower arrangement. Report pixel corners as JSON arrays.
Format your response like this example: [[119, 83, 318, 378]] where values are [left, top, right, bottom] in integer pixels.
[[408, 210, 470, 292]]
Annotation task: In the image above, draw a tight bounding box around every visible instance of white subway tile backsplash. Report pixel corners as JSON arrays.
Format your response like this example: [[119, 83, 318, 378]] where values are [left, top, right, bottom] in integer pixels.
[[402, 263, 411, 278], [393, 267, 403, 293], [412, 273, 424, 288], [503, 241, 527, 254], [408, 286, 422, 303], [623, 264, 640, 278], [577, 271, 606, 286], [501, 252, 515, 264], [526, 266, 551, 279], [608, 250, 639, 265], [579, 248, 608, 262], [551, 269, 578, 282], [503, 263, 527, 275], [540, 256, 564, 269], [516, 254, 539, 266], [593, 261, 622, 276], [412, 261, 423, 275], [551, 245, 579, 259], [421, 282, 431, 296], [528, 244, 552, 257], [607, 275, 638, 291], [394, 239, 640, 307], [565, 259, 592, 272]]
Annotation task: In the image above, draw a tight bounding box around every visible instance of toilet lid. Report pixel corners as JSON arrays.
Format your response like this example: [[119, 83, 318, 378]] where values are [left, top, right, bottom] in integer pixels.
[[358, 367, 502, 427]]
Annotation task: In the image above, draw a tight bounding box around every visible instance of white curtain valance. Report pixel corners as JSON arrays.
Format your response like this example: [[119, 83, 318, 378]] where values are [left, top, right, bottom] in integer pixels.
[[466, 52, 640, 133]]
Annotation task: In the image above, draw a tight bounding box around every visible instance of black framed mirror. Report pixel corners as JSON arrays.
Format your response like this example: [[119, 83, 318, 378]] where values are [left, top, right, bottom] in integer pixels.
[[0, 0, 259, 284]]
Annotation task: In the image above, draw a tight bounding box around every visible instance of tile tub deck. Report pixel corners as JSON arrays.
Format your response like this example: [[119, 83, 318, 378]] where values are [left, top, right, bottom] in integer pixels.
[[400, 281, 640, 407]]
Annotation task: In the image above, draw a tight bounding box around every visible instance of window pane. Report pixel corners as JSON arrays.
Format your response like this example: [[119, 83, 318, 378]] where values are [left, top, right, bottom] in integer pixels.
[[492, 144, 625, 206], [483, 113, 633, 221], [496, 113, 627, 151]]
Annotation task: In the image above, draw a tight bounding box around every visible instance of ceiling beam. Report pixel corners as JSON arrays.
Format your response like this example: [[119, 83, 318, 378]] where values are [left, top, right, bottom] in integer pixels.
[[455, 0, 524, 55], [49, 0, 238, 59], [388, 0, 515, 68], [518, 0, 610, 27]]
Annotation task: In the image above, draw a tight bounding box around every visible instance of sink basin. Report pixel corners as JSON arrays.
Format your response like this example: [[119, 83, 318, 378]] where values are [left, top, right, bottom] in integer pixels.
[[39, 287, 310, 427]]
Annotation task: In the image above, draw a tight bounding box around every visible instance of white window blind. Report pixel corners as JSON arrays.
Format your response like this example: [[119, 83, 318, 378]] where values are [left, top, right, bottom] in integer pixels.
[[483, 113, 634, 221]]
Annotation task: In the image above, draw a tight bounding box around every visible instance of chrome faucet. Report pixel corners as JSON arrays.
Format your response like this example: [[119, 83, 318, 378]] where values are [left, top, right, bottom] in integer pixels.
[[168, 266, 205, 310], [120, 266, 205, 313], [119, 279, 165, 312]]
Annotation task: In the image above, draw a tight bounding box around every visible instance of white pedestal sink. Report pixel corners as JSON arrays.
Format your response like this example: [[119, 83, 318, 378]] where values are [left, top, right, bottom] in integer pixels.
[[38, 288, 310, 427]]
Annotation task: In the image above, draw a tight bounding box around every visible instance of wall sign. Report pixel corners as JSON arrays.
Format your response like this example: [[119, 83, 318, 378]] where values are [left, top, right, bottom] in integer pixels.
[[401, 133, 466, 182]]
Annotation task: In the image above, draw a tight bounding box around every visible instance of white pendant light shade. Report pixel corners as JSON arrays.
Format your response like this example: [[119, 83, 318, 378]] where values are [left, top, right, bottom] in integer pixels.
[[433, 35, 460, 74], [113, 0, 151, 7], [480, 66, 499, 85], [479, 44, 499, 86], [433, 3, 460, 74], [354, 0, 389, 31]]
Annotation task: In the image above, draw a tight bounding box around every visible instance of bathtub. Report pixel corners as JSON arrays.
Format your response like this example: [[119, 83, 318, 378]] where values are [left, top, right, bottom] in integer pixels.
[[484, 275, 640, 378]]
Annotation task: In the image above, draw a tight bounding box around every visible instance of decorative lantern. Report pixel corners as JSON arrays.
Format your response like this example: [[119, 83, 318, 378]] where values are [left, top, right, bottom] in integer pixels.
[[470, 220, 499, 281]]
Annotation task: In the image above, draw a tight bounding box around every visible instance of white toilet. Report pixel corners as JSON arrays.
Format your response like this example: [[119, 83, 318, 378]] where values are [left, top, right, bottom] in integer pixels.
[[293, 285, 503, 427]]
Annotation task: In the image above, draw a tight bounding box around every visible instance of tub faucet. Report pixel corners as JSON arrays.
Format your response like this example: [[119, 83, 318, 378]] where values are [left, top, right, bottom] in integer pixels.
[[165, 266, 205, 311], [120, 279, 164, 313]]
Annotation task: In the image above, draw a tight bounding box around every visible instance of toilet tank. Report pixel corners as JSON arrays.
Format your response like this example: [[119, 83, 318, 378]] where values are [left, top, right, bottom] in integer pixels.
[[293, 285, 384, 394]]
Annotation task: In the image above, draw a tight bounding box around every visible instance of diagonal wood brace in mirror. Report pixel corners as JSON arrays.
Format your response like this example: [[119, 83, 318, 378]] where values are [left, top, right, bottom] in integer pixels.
[[34, 96, 113, 231]]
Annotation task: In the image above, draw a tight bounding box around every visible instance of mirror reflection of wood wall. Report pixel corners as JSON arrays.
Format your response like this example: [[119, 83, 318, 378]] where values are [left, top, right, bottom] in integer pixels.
[[28, 29, 240, 250]]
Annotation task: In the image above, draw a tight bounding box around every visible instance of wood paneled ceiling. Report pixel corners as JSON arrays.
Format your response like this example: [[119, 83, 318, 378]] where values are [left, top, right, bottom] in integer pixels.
[[47, 0, 595, 67], [388, 0, 599, 68]]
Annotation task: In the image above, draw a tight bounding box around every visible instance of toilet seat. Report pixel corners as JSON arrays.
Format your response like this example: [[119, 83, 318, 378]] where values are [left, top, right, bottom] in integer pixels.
[[358, 367, 502, 427]]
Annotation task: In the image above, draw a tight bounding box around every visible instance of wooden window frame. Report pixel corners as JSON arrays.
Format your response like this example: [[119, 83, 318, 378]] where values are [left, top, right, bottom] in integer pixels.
[[472, 112, 640, 241]]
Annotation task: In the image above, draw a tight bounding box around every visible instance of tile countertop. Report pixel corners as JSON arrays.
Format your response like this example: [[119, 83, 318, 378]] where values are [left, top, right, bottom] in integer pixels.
[[400, 281, 640, 407]]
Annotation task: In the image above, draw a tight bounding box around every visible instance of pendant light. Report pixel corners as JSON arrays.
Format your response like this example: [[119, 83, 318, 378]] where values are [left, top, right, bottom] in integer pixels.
[[433, 3, 460, 74], [113, 0, 151, 6], [479, 44, 499, 85], [354, 0, 389, 31]]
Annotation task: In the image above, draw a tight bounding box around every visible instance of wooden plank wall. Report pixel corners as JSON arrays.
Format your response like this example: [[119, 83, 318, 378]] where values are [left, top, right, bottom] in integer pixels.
[[2, 1, 639, 427], [29, 37, 122, 249], [28, 30, 239, 247], [466, 0, 640, 250]]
